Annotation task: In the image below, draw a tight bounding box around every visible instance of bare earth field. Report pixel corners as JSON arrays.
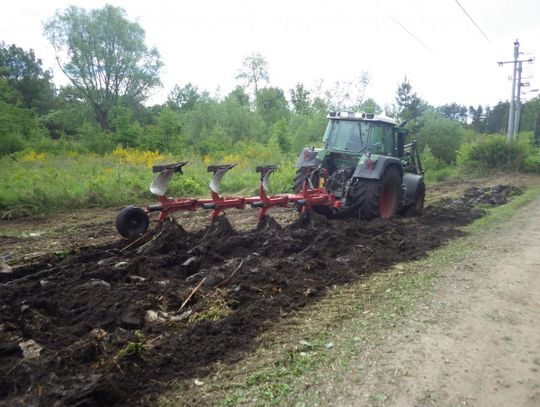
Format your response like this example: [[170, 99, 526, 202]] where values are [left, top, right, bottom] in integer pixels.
[[0, 174, 538, 406]]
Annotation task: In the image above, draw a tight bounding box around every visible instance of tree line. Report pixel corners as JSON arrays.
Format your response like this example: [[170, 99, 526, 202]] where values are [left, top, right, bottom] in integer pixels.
[[1, 4, 539, 162]]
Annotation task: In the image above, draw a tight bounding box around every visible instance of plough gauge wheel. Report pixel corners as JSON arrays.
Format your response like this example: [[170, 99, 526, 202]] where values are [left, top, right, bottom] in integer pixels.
[[116, 207, 150, 239]]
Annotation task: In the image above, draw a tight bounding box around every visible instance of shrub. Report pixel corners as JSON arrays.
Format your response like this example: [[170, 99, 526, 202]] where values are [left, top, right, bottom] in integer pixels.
[[420, 145, 445, 172], [457, 135, 528, 171], [521, 152, 540, 173], [416, 112, 464, 164]]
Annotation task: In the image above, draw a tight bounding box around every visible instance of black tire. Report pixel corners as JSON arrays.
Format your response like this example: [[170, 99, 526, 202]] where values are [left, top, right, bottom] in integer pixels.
[[354, 166, 402, 220], [401, 180, 425, 217], [116, 206, 150, 239]]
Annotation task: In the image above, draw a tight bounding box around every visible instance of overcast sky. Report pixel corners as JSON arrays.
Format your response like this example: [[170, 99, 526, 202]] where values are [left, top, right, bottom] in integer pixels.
[[1, 0, 539, 109]]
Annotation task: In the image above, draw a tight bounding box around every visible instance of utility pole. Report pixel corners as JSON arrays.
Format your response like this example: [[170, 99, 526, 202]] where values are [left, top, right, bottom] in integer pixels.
[[498, 40, 534, 142], [507, 40, 519, 141], [513, 61, 523, 137]]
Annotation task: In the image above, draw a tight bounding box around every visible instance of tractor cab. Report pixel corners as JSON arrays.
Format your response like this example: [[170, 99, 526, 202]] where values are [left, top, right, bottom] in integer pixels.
[[323, 111, 406, 158]]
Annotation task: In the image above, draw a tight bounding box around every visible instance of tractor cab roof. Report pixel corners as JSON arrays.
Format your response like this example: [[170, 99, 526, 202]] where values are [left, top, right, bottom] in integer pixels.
[[327, 111, 397, 126]]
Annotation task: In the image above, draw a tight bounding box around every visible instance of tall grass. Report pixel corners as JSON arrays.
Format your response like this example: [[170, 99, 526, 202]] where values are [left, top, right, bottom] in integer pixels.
[[0, 147, 297, 218]]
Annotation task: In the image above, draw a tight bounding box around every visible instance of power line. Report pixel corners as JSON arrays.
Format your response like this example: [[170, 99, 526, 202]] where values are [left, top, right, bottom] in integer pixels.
[[454, 0, 491, 43], [386, 12, 434, 54]]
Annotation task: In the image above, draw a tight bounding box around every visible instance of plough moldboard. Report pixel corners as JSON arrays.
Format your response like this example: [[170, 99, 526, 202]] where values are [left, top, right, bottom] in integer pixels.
[[115, 162, 341, 238]]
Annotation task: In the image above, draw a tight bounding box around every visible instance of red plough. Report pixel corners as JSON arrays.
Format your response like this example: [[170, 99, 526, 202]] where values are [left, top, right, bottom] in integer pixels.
[[115, 162, 341, 238]]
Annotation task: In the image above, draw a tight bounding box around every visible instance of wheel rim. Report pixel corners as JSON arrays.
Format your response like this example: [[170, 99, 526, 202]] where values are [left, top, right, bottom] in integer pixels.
[[126, 212, 148, 235], [379, 183, 397, 219]]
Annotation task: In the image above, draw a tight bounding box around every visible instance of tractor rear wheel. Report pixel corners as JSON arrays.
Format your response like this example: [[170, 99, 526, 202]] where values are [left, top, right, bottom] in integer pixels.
[[116, 206, 150, 239], [354, 166, 402, 220]]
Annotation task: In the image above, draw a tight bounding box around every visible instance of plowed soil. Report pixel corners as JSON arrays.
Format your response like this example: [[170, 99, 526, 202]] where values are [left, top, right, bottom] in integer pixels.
[[0, 185, 522, 406]]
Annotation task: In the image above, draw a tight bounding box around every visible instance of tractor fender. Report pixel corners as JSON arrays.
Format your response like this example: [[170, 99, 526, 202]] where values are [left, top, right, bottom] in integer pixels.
[[295, 147, 322, 169], [402, 173, 424, 206], [352, 156, 403, 180]]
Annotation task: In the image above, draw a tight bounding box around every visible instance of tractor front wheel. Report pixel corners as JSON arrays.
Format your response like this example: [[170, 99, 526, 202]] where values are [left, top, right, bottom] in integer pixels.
[[292, 169, 332, 217], [401, 180, 425, 217], [355, 166, 401, 220], [292, 168, 319, 193], [116, 206, 150, 239]]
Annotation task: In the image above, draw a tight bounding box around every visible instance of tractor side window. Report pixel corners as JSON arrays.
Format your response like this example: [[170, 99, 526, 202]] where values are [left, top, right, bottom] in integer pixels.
[[370, 124, 394, 155], [383, 126, 394, 155], [370, 124, 383, 153]]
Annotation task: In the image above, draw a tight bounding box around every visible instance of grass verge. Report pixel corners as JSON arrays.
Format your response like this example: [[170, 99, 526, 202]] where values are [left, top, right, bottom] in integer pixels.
[[157, 186, 540, 407]]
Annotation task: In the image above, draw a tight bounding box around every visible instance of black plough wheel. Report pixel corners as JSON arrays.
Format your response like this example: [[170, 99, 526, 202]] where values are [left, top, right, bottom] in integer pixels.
[[356, 166, 401, 220], [116, 206, 150, 239]]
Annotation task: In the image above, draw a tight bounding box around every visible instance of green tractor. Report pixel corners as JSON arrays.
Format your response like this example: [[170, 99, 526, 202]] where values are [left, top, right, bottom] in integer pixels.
[[293, 112, 424, 220]]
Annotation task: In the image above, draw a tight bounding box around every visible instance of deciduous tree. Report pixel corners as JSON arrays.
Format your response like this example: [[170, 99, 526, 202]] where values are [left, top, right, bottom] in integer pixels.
[[236, 52, 269, 97], [255, 87, 289, 125], [289, 83, 311, 113], [0, 42, 55, 113], [43, 5, 162, 130]]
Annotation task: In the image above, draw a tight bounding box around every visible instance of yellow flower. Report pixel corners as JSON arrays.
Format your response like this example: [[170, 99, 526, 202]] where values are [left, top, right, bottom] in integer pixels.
[[19, 150, 46, 162], [110, 147, 165, 168], [203, 155, 212, 165]]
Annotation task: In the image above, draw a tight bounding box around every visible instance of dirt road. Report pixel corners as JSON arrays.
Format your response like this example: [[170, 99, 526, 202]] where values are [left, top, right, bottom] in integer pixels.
[[331, 198, 540, 406]]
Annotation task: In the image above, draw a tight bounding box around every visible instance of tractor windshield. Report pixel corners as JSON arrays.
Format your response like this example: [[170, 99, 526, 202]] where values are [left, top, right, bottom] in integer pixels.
[[323, 119, 369, 153]]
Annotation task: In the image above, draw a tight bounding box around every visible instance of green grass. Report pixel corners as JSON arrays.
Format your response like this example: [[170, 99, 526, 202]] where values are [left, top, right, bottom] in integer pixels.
[[423, 165, 463, 184], [0, 148, 297, 219], [157, 184, 540, 406]]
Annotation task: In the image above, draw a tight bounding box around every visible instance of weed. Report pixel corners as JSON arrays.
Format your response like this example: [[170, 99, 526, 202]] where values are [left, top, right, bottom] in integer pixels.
[[117, 341, 147, 359]]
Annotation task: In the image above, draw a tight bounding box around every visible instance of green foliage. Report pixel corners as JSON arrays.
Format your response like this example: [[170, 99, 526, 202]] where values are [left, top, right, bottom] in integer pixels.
[[457, 134, 529, 171], [468, 105, 485, 133], [359, 97, 382, 114], [0, 99, 48, 155], [394, 77, 428, 121], [226, 86, 250, 107], [0, 143, 299, 218], [0, 42, 55, 114], [522, 153, 540, 173], [285, 111, 327, 153], [167, 83, 207, 111], [117, 341, 146, 359], [289, 83, 311, 114], [255, 87, 290, 126], [416, 111, 464, 163], [236, 52, 269, 96], [421, 146, 462, 184], [420, 145, 444, 171], [43, 4, 162, 130], [520, 97, 540, 133], [436, 103, 467, 123]]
